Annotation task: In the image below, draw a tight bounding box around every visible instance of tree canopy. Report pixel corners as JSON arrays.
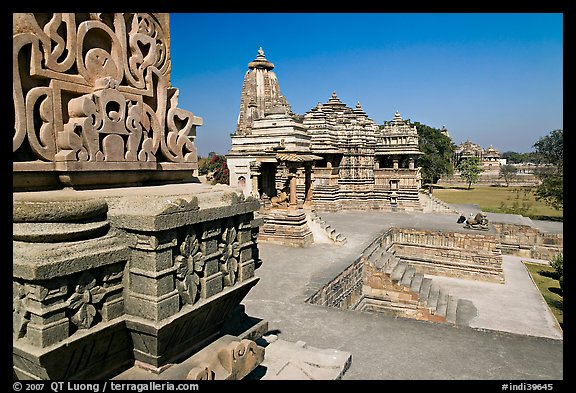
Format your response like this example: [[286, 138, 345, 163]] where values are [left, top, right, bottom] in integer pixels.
[[412, 122, 456, 184], [198, 154, 230, 185], [499, 164, 518, 187], [458, 157, 484, 190], [532, 129, 563, 210]]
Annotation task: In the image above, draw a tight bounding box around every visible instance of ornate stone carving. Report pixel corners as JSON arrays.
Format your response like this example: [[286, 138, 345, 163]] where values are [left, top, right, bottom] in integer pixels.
[[67, 271, 106, 329], [13, 13, 202, 189], [185, 338, 264, 380], [217, 339, 264, 379], [175, 226, 204, 305], [186, 366, 215, 380], [13, 282, 30, 339], [219, 220, 240, 287]]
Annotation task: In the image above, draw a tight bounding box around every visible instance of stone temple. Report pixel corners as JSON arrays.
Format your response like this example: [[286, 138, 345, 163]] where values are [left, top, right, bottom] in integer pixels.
[[228, 48, 424, 214], [13, 17, 563, 381]]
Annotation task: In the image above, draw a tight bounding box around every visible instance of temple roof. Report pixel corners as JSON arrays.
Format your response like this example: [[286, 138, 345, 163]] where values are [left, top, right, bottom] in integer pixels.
[[247, 47, 274, 70], [276, 153, 323, 162]]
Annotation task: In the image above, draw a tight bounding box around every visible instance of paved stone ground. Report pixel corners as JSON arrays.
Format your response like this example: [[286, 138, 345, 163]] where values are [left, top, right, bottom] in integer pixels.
[[241, 209, 564, 380]]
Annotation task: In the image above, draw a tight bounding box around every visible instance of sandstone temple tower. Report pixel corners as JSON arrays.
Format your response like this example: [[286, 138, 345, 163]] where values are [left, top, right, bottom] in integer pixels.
[[227, 48, 321, 246], [227, 48, 424, 218]]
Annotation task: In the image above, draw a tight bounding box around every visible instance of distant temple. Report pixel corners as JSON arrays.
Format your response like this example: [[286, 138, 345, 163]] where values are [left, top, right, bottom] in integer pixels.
[[454, 140, 503, 172], [227, 48, 424, 214]]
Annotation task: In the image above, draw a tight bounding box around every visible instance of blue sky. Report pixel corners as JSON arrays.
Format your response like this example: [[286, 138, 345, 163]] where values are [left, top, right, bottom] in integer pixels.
[[168, 13, 563, 157]]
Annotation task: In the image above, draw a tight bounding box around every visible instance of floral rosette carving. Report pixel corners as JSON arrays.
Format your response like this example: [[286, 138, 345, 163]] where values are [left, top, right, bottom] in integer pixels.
[[219, 222, 240, 287], [13, 282, 30, 339], [175, 227, 204, 305], [67, 271, 106, 329]]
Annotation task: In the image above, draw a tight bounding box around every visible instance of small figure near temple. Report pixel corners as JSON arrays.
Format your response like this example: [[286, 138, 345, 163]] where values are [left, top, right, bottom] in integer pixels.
[[464, 211, 489, 230], [271, 190, 289, 207], [457, 213, 466, 224]]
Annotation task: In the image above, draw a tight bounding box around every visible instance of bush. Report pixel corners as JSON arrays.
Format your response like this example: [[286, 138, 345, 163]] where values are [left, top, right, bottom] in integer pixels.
[[550, 253, 563, 291], [198, 154, 229, 185], [550, 253, 563, 277]]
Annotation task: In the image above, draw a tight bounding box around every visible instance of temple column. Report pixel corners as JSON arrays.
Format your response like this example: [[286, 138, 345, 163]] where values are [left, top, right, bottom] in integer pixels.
[[249, 161, 261, 198], [409, 157, 415, 170], [289, 168, 297, 208], [304, 164, 313, 205]]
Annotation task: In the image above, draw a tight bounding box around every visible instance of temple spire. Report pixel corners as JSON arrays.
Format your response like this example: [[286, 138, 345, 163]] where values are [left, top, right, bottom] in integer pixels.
[[248, 47, 274, 70]]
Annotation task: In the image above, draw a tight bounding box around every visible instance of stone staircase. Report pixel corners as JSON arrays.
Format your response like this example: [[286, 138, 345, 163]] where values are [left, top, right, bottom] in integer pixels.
[[307, 209, 347, 244], [364, 246, 461, 324], [418, 191, 459, 214]]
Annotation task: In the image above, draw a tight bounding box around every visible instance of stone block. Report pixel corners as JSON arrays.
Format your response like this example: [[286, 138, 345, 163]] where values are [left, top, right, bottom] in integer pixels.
[[237, 228, 252, 243], [129, 268, 176, 297], [25, 318, 70, 348], [200, 238, 218, 256], [200, 257, 218, 277], [201, 272, 223, 299], [237, 260, 255, 282], [130, 249, 173, 272], [101, 297, 124, 322], [202, 220, 221, 240], [239, 246, 253, 262], [125, 291, 180, 322], [254, 337, 352, 380]]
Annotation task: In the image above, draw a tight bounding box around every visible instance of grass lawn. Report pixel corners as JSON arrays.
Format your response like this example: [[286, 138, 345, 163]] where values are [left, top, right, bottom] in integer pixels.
[[523, 262, 563, 330], [431, 185, 562, 221]]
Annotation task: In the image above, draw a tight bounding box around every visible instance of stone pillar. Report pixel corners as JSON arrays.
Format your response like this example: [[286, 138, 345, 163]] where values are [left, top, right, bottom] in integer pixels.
[[393, 158, 399, 170], [409, 157, 415, 170], [289, 171, 297, 207], [250, 162, 261, 199], [305, 164, 313, 205], [125, 230, 180, 322]]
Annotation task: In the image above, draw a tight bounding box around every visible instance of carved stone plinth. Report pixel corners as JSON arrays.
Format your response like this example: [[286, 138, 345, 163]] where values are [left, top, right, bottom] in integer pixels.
[[13, 12, 267, 381], [258, 208, 313, 247], [13, 194, 131, 380], [13, 185, 264, 379]]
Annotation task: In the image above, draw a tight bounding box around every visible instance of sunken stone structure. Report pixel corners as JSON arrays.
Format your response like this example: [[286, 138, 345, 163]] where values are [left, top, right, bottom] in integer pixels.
[[227, 48, 425, 218], [13, 13, 266, 380]]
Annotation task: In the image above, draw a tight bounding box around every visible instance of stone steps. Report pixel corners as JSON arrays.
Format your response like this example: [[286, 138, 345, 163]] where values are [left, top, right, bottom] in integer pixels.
[[375, 252, 462, 324], [418, 191, 458, 214], [308, 210, 347, 244], [445, 295, 458, 324]]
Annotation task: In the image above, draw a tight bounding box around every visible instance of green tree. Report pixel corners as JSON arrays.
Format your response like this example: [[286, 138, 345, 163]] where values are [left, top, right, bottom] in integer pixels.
[[412, 122, 456, 184], [532, 129, 563, 210], [458, 157, 484, 190], [499, 164, 518, 187]]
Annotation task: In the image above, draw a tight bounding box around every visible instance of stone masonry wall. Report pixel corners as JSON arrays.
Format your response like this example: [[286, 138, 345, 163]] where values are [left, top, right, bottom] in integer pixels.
[[383, 228, 503, 282], [305, 256, 364, 310]]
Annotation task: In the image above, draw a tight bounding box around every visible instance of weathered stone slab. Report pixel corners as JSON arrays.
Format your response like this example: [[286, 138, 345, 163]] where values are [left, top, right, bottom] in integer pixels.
[[254, 336, 352, 380]]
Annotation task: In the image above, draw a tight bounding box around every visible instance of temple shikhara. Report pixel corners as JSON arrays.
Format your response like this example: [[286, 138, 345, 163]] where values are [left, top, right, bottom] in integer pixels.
[[227, 48, 428, 245], [228, 48, 424, 213]]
